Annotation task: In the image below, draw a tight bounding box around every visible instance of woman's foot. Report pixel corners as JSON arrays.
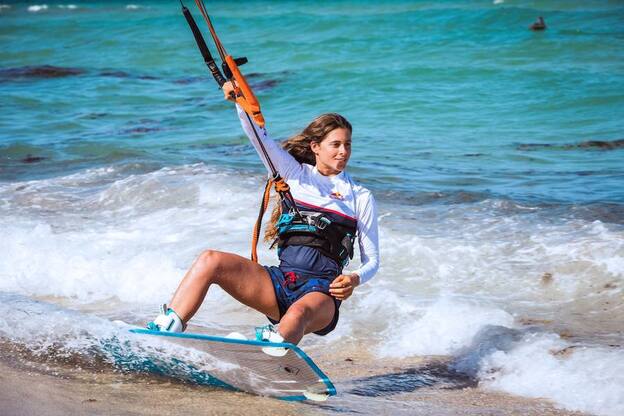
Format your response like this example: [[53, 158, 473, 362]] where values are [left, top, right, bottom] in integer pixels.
[[256, 324, 287, 356], [146, 304, 185, 332]]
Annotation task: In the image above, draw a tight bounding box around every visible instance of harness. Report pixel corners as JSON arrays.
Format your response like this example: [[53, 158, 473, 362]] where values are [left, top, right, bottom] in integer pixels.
[[179, 1, 356, 265], [275, 208, 357, 267]]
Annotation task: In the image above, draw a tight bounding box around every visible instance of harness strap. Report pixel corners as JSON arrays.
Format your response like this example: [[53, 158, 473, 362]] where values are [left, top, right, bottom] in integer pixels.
[[251, 178, 273, 263], [250, 176, 298, 262]]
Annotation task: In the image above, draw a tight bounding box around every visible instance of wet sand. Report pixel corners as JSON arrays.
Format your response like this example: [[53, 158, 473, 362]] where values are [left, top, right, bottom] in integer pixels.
[[1, 346, 588, 416], [0, 359, 309, 416], [313, 347, 589, 416]]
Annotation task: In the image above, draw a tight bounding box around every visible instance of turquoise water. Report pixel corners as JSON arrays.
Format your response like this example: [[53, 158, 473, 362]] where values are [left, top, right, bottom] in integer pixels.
[[2, 0, 623, 205], [2, 3, 624, 415]]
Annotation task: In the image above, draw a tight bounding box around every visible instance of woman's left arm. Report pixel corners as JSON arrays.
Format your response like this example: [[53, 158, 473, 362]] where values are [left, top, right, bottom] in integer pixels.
[[329, 192, 379, 300], [222, 81, 302, 180], [351, 191, 379, 284]]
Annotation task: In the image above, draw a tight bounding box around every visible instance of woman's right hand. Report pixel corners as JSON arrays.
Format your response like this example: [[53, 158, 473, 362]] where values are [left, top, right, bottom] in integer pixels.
[[222, 81, 236, 102], [329, 273, 360, 301]]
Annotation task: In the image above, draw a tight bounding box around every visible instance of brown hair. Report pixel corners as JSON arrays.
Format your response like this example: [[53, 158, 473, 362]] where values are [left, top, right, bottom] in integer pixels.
[[264, 113, 352, 242]]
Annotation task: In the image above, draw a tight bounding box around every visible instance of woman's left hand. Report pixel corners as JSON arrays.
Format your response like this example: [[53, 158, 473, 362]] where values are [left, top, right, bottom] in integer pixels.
[[329, 273, 360, 301], [222, 81, 236, 102]]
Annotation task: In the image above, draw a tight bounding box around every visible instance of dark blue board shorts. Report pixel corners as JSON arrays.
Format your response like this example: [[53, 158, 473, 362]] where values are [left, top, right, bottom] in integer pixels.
[[264, 265, 341, 336]]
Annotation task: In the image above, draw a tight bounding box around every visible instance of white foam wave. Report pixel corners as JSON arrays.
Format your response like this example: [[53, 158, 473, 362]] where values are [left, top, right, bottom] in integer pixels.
[[361, 290, 624, 416], [0, 4, 11, 11], [126, 4, 140, 10], [58, 4, 77, 10], [373, 295, 624, 416], [480, 333, 624, 416], [0, 165, 270, 306], [2, 162, 623, 330], [376, 297, 514, 357], [0, 293, 234, 374], [378, 209, 624, 319], [27, 4, 48, 12]]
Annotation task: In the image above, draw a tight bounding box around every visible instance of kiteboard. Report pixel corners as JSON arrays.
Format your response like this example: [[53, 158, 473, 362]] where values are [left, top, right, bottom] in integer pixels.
[[129, 328, 335, 401]]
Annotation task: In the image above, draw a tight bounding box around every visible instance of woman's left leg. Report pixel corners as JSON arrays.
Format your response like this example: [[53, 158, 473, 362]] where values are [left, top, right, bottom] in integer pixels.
[[277, 292, 336, 344]]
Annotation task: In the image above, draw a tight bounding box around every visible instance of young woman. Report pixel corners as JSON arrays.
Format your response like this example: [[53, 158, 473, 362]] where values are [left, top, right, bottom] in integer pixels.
[[148, 82, 379, 347]]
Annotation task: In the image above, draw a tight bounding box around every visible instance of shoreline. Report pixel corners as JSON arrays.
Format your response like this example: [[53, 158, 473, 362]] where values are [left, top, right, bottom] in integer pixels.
[[1, 345, 588, 416]]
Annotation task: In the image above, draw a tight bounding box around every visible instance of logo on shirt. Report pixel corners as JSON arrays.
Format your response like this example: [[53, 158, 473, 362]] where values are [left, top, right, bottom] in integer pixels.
[[329, 191, 345, 200]]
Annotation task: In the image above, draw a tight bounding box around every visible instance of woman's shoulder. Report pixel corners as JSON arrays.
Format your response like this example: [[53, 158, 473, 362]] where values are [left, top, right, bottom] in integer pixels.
[[343, 171, 374, 201]]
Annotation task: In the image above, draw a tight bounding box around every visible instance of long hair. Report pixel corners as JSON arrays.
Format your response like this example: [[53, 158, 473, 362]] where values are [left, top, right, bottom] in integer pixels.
[[264, 113, 352, 242]]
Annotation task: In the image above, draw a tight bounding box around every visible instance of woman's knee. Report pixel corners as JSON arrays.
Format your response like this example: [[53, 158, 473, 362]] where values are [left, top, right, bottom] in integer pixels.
[[196, 249, 226, 277], [284, 303, 312, 324]]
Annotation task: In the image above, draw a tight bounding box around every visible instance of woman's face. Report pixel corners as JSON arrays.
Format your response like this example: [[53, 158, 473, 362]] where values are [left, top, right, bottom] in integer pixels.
[[311, 127, 352, 176]]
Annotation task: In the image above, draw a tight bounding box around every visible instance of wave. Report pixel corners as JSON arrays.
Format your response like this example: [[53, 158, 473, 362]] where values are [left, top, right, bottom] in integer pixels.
[[27, 5, 48, 13], [1, 163, 622, 305], [479, 332, 624, 416], [0, 293, 234, 385], [368, 297, 624, 416]]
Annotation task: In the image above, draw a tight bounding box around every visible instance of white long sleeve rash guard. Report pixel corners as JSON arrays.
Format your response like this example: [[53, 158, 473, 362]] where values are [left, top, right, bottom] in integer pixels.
[[236, 106, 380, 284]]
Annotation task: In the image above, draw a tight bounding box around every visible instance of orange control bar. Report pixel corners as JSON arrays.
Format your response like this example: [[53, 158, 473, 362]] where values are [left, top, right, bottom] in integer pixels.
[[224, 55, 265, 127], [193, 0, 265, 127]]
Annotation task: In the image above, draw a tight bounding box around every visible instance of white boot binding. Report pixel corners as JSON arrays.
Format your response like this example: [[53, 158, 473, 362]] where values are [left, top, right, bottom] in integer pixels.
[[147, 304, 186, 333], [255, 324, 287, 357]]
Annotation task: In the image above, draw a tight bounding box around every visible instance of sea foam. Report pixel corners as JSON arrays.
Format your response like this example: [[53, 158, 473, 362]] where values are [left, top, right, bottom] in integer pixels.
[[369, 295, 624, 416], [0, 165, 265, 305], [27, 5, 48, 12], [480, 333, 624, 416], [0, 293, 235, 375], [376, 297, 514, 357]]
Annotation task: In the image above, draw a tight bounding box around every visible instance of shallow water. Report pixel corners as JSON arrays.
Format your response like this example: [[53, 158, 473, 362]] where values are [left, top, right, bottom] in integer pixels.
[[1, 1, 623, 415]]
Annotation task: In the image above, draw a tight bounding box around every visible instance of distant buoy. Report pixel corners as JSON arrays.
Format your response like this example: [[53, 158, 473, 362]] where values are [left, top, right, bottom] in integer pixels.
[[530, 16, 547, 31]]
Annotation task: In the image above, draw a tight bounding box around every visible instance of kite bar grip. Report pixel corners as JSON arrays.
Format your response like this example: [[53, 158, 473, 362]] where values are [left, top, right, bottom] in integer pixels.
[[225, 55, 265, 127], [182, 5, 227, 86]]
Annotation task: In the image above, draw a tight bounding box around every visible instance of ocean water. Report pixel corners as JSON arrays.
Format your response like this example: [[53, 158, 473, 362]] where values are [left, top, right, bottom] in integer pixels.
[[1, 1, 623, 415]]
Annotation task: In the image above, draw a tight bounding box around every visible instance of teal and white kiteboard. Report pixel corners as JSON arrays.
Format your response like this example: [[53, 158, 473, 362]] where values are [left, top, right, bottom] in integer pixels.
[[129, 328, 336, 401]]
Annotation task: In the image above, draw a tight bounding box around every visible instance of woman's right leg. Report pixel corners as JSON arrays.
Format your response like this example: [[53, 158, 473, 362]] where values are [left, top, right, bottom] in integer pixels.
[[168, 250, 281, 324]]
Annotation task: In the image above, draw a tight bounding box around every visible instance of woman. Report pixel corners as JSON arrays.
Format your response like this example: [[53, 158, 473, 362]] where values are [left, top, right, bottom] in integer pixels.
[[148, 82, 379, 347]]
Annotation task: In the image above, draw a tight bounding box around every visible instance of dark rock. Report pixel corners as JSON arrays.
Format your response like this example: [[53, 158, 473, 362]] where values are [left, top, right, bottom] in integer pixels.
[[0, 65, 85, 79], [21, 154, 46, 163]]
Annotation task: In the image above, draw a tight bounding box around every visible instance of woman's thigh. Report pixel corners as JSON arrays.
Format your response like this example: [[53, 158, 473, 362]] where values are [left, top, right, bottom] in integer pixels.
[[209, 251, 281, 321], [288, 291, 336, 335]]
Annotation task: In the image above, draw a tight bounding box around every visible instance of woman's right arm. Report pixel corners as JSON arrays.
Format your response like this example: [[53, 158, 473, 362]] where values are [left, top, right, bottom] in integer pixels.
[[223, 82, 301, 179]]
